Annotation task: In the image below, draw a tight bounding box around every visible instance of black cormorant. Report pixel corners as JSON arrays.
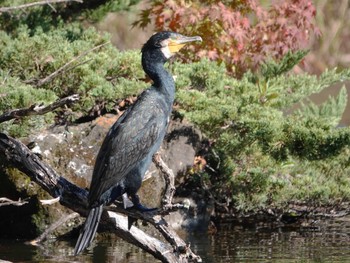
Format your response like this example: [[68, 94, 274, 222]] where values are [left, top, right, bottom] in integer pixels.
[[74, 31, 202, 255]]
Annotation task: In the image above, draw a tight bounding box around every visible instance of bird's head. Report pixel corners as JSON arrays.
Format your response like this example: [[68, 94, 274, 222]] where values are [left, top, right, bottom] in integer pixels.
[[142, 31, 202, 60]]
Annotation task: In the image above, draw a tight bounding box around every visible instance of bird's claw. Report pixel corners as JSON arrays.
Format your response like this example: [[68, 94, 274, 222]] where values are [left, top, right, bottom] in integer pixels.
[[126, 204, 157, 230], [129, 194, 157, 212]]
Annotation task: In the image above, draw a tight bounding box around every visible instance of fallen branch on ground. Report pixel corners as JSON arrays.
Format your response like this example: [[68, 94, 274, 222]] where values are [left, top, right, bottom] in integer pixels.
[[0, 133, 202, 263]]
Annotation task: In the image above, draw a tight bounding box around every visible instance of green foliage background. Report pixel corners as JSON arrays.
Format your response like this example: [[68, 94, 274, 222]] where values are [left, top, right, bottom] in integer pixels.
[[1, 0, 350, 214], [174, 58, 350, 211]]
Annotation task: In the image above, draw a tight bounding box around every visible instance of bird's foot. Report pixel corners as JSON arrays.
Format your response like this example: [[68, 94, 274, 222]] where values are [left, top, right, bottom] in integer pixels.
[[125, 195, 158, 230], [126, 203, 157, 230], [128, 194, 157, 212], [133, 203, 157, 212]]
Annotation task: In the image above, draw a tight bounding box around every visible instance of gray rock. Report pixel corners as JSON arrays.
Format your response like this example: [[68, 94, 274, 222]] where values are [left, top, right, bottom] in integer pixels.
[[12, 114, 209, 236]]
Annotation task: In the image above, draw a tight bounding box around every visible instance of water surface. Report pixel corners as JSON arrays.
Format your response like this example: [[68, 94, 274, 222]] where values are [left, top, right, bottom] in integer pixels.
[[1, 217, 350, 262]]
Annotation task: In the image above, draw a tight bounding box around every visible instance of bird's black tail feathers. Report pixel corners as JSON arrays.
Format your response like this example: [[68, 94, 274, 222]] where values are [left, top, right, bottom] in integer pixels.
[[74, 205, 103, 255]]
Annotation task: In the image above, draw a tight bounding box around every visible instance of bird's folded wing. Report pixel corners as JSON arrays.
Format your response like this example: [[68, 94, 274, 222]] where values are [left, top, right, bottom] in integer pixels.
[[88, 99, 168, 202]]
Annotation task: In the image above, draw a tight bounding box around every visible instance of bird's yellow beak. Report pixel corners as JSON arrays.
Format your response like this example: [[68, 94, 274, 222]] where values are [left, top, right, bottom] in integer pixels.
[[168, 35, 202, 53]]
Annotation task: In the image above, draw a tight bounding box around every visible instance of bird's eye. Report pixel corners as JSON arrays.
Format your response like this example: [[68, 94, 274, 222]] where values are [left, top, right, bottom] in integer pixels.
[[154, 41, 162, 48], [157, 39, 169, 48]]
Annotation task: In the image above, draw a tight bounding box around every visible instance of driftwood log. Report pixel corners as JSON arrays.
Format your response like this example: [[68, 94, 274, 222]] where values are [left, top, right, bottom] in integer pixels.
[[0, 132, 202, 262]]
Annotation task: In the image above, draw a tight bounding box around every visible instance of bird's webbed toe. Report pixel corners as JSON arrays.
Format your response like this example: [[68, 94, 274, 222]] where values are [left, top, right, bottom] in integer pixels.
[[134, 203, 158, 212], [130, 194, 157, 212]]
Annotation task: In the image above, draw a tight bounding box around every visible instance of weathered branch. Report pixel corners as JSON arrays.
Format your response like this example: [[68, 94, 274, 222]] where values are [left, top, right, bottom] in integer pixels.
[[0, 132, 202, 263], [0, 197, 28, 207], [30, 212, 80, 244], [0, 132, 88, 214], [109, 206, 201, 262], [33, 42, 110, 87], [0, 0, 83, 13], [153, 153, 176, 209], [106, 210, 180, 262], [0, 94, 79, 124], [108, 151, 201, 262]]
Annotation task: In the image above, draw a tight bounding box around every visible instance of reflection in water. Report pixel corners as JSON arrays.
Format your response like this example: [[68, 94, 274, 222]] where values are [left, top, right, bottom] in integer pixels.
[[0, 239, 158, 263], [188, 218, 350, 263], [2, 217, 350, 262]]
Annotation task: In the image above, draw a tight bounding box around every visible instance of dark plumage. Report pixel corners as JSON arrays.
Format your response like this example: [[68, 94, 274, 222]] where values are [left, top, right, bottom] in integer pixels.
[[74, 31, 202, 255]]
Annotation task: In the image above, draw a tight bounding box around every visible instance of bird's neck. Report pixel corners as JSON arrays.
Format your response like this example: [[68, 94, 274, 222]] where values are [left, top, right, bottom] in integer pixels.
[[143, 59, 175, 102]]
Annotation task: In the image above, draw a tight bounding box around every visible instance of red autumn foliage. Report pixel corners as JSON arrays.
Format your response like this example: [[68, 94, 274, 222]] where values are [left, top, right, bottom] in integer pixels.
[[134, 0, 321, 77]]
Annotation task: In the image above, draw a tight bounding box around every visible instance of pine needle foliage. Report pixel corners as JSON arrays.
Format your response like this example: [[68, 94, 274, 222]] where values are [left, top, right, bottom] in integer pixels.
[[0, 0, 140, 32], [172, 52, 350, 212], [296, 86, 348, 127], [0, 22, 145, 135], [260, 50, 309, 81]]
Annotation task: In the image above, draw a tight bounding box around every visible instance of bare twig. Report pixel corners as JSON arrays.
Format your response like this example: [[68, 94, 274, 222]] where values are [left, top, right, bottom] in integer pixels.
[[0, 94, 79, 124], [152, 153, 176, 209], [29, 212, 80, 244], [0, 0, 83, 13], [0, 197, 28, 207], [199, 172, 228, 209], [34, 42, 109, 87]]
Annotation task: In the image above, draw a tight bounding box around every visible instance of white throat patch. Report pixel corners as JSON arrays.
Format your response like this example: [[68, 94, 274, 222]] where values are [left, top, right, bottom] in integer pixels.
[[160, 45, 173, 59]]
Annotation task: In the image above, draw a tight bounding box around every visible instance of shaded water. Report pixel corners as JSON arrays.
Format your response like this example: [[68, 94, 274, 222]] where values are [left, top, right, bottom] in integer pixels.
[[2, 217, 350, 262]]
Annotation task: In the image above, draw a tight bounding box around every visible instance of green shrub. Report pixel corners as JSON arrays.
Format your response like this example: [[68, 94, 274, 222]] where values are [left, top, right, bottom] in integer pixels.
[[0, 24, 145, 135], [172, 52, 350, 212]]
